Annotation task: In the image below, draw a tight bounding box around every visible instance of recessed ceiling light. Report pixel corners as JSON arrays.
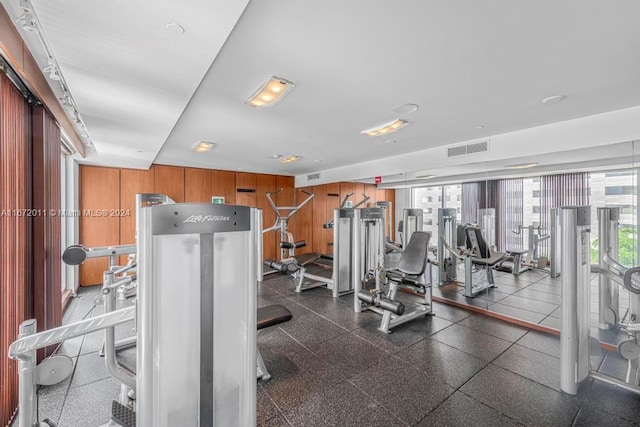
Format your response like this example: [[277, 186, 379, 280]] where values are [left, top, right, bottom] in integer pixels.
[[246, 76, 295, 107], [281, 155, 301, 163], [506, 162, 538, 169], [415, 174, 436, 179], [193, 141, 215, 152], [166, 22, 185, 35], [391, 103, 419, 114], [362, 119, 410, 137], [383, 140, 397, 145], [475, 125, 485, 129], [542, 95, 565, 104], [136, 150, 144, 153], [266, 154, 282, 160]]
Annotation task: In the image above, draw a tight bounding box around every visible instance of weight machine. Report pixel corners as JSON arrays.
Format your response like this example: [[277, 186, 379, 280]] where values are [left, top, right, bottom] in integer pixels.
[[436, 208, 458, 285], [10, 203, 261, 427], [263, 188, 314, 261], [560, 205, 640, 396], [497, 224, 550, 275], [399, 208, 424, 249], [355, 214, 433, 334]]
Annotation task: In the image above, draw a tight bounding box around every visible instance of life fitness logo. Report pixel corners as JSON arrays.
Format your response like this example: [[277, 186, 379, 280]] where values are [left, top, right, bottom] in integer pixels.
[[183, 215, 230, 223]]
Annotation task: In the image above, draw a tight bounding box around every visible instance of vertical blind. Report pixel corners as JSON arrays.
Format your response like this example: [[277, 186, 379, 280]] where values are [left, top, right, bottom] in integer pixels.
[[498, 178, 524, 251], [1, 71, 63, 426], [539, 172, 589, 256], [0, 71, 32, 427]]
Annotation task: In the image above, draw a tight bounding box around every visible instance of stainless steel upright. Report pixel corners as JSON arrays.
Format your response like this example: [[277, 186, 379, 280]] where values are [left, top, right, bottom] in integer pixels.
[[353, 207, 386, 313], [479, 208, 496, 249], [437, 208, 457, 285], [375, 201, 393, 242], [333, 208, 356, 297], [597, 207, 620, 329], [137, 203, 257, 427], [559, 206, 591, 395], [402, 208, 424, 248], [550, 208, 561, 278]]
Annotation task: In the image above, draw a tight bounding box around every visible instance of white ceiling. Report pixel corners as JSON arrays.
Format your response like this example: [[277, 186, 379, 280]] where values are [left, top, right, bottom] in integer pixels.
[[5, 0, 640, 182]]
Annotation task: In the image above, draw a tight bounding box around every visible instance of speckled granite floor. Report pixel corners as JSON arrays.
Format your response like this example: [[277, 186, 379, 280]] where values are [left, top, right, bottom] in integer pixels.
[[28, 272, 640, 427]]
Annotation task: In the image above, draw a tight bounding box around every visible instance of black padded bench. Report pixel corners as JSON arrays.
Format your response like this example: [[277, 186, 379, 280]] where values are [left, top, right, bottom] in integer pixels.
[[258, 305, 293, 330], [257, 304, 292, 381]]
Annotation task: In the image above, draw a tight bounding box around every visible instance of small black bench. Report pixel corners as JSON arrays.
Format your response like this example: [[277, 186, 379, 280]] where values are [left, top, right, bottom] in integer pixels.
[[257, 304, 292, 381]]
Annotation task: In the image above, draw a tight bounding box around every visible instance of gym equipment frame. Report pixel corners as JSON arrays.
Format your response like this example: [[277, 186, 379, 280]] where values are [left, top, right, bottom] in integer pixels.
[[10, 203, 260, 426], [436, 208, 458, 285], [559, 205, 640, 396]]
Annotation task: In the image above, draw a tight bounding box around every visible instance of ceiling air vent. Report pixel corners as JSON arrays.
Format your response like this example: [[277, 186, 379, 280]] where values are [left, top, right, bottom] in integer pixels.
[[447, 146, 467, 157], [447, 139, 490, 157], [307, 172, 321, 181]]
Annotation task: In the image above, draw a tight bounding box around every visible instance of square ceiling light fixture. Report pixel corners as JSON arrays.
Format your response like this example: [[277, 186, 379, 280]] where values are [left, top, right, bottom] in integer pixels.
[[246, 76, 295, 107], [361, 119, 410, 136], [193, 140, 216, 152], [280, 155, 301, 163]]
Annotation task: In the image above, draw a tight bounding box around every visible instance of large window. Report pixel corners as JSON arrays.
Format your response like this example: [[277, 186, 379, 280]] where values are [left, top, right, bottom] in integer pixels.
[[412, 169, 638, 267], [589, 170, 637, 266], [444, 184, 462, 223], [413, 186, 442, 238]]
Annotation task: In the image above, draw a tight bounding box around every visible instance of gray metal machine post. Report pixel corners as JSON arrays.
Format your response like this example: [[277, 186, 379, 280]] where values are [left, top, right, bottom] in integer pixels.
[[401, 208, 424, 248], [597, 207, 620, 329], [333, 208, 356, 297], [479, 208, 496, 249], [437, 208, 457, 284], [550, 208, 561, 278], [559, 206, 591, 395]]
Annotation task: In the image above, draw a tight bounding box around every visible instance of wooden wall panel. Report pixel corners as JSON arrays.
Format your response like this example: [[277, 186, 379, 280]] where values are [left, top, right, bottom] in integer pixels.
[[339, 181, 354, 206], [325, 183, 341, 252], [364, 184, 377, 207], [256, 174, 277, 260], [296, 186, 314, 254], [154, 165, 184, 202], [386, 189, 396, 241], [353, 182, 365, 206], [311, 184, 328, 254], [120, 169, 154, 246], [211, 170, 236, 204], [31, 106, 61, 359], [235, 172, 257, 207], [0, 72, 32, 427], [79, 166, 120, 286], [184, 168, 213, 202]]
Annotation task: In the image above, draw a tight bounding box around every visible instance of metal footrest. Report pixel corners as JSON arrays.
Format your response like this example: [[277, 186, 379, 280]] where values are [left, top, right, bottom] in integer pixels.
[[111, 400, 136, 427]]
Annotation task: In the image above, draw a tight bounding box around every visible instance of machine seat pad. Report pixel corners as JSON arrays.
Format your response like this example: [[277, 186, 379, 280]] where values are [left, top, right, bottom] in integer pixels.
[[472, 251, 507, 266], [258, 305, 293, 330], [506, 248, 528, 255], [295, 253, 322, 266]]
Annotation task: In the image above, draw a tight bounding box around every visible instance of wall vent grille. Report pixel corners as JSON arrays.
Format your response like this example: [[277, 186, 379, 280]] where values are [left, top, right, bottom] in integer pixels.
[[447, 139, 490, 157]]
